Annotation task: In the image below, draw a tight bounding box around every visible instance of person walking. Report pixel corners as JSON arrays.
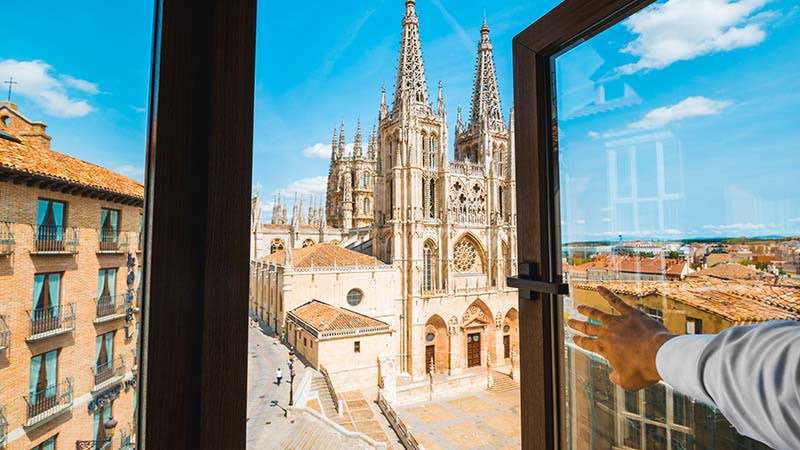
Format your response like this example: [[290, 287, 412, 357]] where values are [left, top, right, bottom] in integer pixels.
[[275, 367, 282, 386]]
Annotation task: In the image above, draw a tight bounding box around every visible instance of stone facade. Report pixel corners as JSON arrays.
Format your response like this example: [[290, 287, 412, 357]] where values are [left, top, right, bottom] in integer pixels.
[[250, 0, 520, 389], [326, 121, 377, 231], [0, 103, 142, 449], [371, 1, 518, 378]]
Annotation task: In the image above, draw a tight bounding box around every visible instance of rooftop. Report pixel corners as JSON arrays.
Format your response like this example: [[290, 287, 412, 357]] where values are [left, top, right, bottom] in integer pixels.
[[288, 300, 390, 337], [0, 103, 144, 204], [572, 279, 800, 323], [262, 243, 386, 268], [569, 254, 687, 276]]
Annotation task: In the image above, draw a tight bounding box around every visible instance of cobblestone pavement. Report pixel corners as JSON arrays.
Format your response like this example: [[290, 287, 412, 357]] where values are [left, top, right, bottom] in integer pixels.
[[396, 373, 521, 450], [246, 323, 309, 449]]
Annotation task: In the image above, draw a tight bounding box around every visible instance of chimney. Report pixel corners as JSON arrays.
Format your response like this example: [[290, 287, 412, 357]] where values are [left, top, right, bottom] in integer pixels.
[[0, 102, 52, 150]]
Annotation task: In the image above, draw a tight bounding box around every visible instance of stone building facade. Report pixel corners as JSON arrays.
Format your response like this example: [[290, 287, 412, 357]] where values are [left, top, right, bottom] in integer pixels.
[[251, 0, 520, 388], [370, 0, 518, 378], [0, 102, 142, 449], [326, 121, 378, 231]]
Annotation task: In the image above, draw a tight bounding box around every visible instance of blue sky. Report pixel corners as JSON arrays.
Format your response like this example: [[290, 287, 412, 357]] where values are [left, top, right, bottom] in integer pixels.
[[3, 0, 798, 241]]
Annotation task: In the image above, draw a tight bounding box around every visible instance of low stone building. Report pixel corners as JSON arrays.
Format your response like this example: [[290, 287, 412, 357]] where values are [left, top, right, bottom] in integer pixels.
[[286, 300, 392, 391], [0, 101, 142, 449]]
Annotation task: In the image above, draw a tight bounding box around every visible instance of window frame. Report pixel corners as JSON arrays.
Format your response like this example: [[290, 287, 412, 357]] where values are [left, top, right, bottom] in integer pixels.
[[139, 0, 256, 448], [511, 1, 657, 448]]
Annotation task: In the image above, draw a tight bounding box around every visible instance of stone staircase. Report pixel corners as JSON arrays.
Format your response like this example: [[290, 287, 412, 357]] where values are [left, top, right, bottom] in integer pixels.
[[489, 371, 519, 393], [278, 413, 375, 449], [310, 373, 341, 420]]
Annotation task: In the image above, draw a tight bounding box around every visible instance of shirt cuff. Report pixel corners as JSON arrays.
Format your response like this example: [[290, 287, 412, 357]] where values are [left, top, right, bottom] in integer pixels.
[[656, 334, 716, 406]]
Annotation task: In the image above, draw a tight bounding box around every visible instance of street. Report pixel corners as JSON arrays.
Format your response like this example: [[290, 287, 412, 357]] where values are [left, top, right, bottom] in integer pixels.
[[246, 322, 308, 449]]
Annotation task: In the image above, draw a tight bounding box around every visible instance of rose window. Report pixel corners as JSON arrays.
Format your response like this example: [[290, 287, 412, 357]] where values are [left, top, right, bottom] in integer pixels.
[[453, 240, 481, 273]]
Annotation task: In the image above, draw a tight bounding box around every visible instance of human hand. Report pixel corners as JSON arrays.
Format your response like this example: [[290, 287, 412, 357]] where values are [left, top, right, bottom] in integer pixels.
[[568, 286, 676, 391]]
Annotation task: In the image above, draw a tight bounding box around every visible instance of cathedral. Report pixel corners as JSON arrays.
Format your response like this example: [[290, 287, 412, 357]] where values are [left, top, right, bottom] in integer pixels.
[[250, 0, 518, 387]]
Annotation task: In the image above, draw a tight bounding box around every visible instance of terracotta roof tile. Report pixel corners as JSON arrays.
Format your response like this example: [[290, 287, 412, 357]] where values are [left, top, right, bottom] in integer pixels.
[[572, 279, 800, 323], [569, 255, 686, 276], [261, 243, 386, 268], [687, 263, 768, 281], [289, 300, 389, 334], [0, 134, 144, 200]]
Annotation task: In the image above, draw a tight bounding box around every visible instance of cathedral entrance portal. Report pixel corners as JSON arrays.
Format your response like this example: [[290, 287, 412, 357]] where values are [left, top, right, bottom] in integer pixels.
[[467, 333, 481, 367], [425, 345, 435, 373]]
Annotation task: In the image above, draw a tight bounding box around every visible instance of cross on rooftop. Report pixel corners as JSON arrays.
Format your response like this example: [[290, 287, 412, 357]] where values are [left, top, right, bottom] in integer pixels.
[[4, 76, 19, 102]]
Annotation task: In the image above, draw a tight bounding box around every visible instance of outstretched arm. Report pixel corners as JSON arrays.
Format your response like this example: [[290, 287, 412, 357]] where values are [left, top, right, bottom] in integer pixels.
[[569, 287, 800, 450]]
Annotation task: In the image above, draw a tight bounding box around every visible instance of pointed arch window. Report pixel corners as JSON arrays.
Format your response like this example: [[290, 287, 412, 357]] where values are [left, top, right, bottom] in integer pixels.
[[453, 236, 485, 274], [270, 238, 284, 254], [423, 241, 438, 292]]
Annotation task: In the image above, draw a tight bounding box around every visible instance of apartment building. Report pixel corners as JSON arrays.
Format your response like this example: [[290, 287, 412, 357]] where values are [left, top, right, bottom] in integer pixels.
[[0, 102, 143, 449]]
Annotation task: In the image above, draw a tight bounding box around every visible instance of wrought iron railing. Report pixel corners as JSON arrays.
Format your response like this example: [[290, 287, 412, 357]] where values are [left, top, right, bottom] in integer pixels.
[[33, 225, 79, 254], [95, 294, 128, 320], [0, 405, 7, 446], [75, 438, 111, 450], [120, 430, 134, 449], [28, 303, 76, 338], [24, 378, 73, 420], [0, 315, 9, 351], [0, 221, 14, 255], [98, 229, 126, 252], [94, 356, 125, 387]]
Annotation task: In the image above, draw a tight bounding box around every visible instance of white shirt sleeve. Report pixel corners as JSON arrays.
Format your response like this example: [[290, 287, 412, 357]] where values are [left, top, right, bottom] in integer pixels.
[[656, 320, 800, 450]]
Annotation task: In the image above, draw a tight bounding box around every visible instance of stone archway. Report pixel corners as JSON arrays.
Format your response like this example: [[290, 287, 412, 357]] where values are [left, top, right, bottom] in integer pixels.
[[423, 315, 449, 375], [502, 308, 519, 363], [461, 299, 496, 368]]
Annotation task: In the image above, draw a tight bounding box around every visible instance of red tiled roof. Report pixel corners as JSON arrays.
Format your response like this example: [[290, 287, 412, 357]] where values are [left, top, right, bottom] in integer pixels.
[[687, 263, 768, 281], [288, 300, 390, 334], [572, 280, 800, 323], [569, 254, 686, 276], [0, 131, 144, 201], [261, 243, 385, 268]]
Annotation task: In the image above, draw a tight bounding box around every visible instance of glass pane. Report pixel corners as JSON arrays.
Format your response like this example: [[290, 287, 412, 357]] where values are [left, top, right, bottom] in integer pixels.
[[1, 3, 151, 448], [246, 1, 564, 448], [555, 0, 799, 449]]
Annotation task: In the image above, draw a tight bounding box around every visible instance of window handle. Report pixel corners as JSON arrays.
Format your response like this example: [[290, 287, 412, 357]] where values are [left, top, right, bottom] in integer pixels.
[[507, 262, 569, 298]]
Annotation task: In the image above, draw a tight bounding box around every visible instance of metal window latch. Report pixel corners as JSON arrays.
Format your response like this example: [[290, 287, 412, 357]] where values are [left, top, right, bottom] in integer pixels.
[[507, 262, 570, 299]]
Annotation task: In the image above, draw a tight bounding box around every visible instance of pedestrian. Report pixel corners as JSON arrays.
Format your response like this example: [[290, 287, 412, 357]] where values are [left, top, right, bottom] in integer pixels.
[[275, 367, 282, 386]]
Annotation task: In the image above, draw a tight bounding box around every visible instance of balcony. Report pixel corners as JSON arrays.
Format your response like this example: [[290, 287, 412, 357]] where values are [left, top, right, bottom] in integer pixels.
[[98, 229, 128, 254], [24, 378, 73, 428], [0, 221, 14, 256], [94, 294, 131, 323], [26, 304, 76, 342], [93, 356, 126, 392], [0, 315, 9, 352], [0, 405, 7, 447], [31, 225, 79, 255]]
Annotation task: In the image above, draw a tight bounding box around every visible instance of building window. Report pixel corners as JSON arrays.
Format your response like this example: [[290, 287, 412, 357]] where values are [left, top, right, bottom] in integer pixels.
[[97, 268, 118, 309], [29, 349, 59, 416], [423, 241, 437, 291], [100, 207, 121, 246], [35, 198, 67, 248], [354, 341, 360, 353], [32, 435, 57, 450], [641, 306, 663, 323], [95, 331, 115, 384], [270, 238, 285, 254], [303, 337, 307, 347], [686, 317, 702, 334], [31, 273, 62, 334], [94, 401, 113, 443], [364, 198, 370, 213], [346, 289, 363, 306], [453, 237, 484, 273]]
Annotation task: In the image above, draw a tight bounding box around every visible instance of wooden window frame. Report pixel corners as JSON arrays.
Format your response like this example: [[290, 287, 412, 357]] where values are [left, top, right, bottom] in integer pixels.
[[512, 1, 656, 448], [132, 0, 672, 449]]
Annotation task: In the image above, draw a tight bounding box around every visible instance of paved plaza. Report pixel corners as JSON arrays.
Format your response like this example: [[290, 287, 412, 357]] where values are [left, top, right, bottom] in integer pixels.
[[246, 323, 310, 448], [396, 374, 521, 450]]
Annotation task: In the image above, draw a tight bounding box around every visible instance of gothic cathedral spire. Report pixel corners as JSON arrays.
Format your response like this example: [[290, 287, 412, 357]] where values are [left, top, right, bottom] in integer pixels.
[[338, 121, 346, 158], [393, 0, 430, 111], [468, 19, 504, 131], [354, 119, 363, 159]]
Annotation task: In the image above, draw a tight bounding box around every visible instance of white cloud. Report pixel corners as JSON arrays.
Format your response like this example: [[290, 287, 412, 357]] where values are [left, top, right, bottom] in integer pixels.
[[619, 0, 772, 74], [630, 96, 731, 129], [702, 223, 767, 233], [587, 131, 602, 140], [275, 176, 328, 199], [115, 164, 145, 183], [59, 74, 100, 94], [302, 142, 355, 159], [0, 59, 97, 118]]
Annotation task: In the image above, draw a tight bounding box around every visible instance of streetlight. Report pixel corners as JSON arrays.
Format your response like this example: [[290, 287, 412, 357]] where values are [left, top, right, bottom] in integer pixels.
[[287, 355, 296, 406]]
